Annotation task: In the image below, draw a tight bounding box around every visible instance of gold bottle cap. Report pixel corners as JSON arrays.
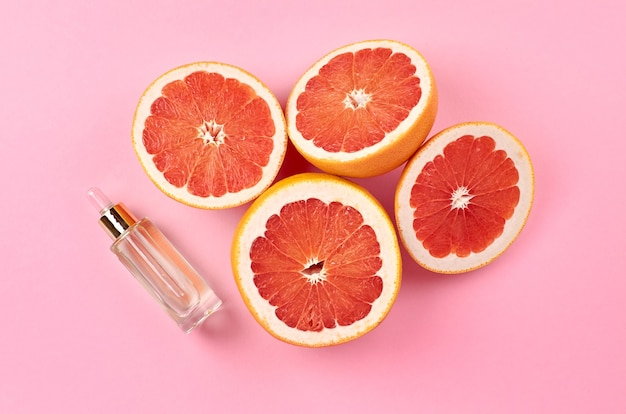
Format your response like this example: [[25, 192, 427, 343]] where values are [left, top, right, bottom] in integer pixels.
[[99, 203, 137, 239], [88, 188, 137, 239]]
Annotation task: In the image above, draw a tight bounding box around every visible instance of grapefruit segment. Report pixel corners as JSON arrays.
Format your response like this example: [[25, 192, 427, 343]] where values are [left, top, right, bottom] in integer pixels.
[[395, 122, 534, 274], [232, 173, 401, 347], [132, 62, 287, 209], [286, 39, 438, 178]]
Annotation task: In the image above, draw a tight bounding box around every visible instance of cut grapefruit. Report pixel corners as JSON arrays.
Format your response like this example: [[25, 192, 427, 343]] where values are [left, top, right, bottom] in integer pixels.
[[395, 122, 534, 274], [285, 39, 438, 178], [231, 173, 402, 347], [132, 62, 288, 209]]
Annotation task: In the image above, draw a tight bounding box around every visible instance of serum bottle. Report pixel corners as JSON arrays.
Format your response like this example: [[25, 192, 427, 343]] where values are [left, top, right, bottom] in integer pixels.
[[87, 187, 222, 333]]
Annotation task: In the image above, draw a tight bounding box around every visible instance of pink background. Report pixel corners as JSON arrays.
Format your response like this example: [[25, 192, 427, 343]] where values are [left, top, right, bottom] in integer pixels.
[[2, 0, 625, 412]]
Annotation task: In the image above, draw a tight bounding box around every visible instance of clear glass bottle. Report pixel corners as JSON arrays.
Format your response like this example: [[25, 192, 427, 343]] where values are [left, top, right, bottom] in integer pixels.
[[87, 187, 222, 333]]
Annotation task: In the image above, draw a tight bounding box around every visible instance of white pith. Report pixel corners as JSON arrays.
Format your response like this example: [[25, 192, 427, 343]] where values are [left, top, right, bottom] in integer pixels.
[[200, 120, 226, 146], [302, 258, 327, 284], [450, 186, 473, 210], [395, 122, 534, 274], [233, 175, 401, 346], [132, 62, 287, 209], [286, 40, 434, 163], [343, 88, 371, 109]]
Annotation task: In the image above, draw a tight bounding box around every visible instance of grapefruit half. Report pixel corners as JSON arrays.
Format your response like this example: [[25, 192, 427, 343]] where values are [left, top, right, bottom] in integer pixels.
[[231, 173, 402, 347], [395, 122, 534, 274], [285, 39, 438, 178], [132, 62, 288, 209]]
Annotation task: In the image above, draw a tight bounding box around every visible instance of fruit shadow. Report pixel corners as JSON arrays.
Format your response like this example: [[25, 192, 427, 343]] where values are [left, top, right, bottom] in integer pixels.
[[274, 140, 321, 181], [351, 167, 402, 219], [193, 300, 241, 342]]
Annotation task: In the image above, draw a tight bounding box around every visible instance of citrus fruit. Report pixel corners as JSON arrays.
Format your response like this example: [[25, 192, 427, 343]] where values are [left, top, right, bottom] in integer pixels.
[[395, 122, 534, 274], [132, 62, 288, 209], [231, 172, 402, 347], [285, 39, 438, 178]]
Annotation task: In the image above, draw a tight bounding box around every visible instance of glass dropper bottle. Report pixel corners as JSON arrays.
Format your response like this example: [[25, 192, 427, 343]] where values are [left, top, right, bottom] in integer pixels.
[[87, 187, 222, 333]]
